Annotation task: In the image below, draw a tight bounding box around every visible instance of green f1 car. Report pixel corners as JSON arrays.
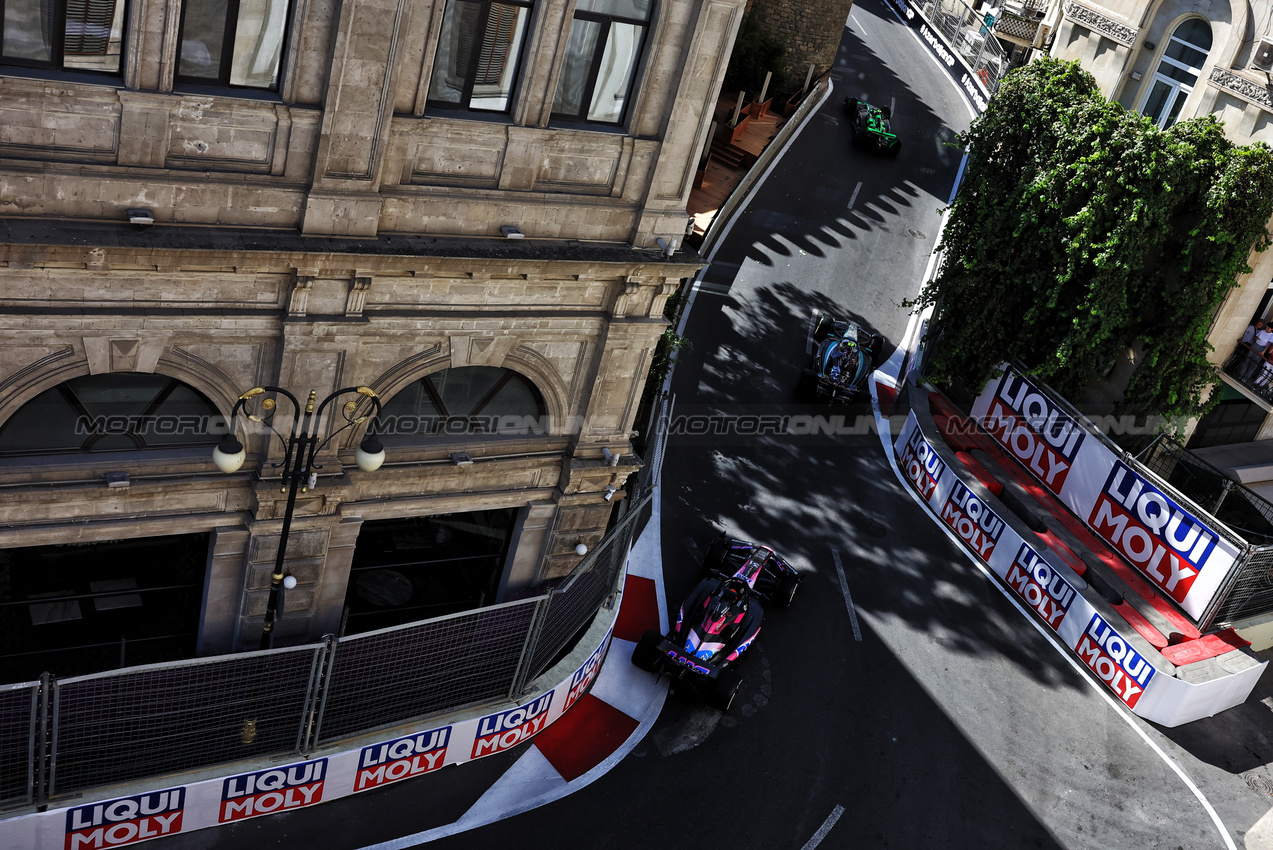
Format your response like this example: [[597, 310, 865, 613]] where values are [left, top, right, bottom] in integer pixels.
[[844, 97, 901, 156]]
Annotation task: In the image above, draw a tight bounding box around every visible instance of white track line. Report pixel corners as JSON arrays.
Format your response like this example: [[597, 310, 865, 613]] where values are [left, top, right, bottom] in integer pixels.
[[830, 547, 863, 641], [847, 181, 862, 210], [800, 804, 846, 850]]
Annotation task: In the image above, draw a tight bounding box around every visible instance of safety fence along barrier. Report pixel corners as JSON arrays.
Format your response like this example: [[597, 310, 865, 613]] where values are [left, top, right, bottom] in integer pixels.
[[8, 491, 652, 808]]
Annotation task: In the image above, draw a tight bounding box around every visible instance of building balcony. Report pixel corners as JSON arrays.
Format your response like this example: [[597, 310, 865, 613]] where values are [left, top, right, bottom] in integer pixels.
[[1222, 344, 1273, 405]]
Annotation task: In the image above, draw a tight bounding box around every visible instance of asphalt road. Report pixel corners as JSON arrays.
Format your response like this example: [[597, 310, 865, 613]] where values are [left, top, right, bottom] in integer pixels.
[[428, 1, 1273, 847], [149, 2, 1273, 847]]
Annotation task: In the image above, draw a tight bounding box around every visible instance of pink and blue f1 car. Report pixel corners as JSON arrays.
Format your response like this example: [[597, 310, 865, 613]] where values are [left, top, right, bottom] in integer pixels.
[[632, 536, 801, 710]]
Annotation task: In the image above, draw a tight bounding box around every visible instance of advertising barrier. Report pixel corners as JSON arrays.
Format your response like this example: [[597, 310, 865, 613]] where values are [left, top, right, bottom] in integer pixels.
[[882, 0, 994, 113], [970, 367, 1244, 622], [5, 631, 613, 849], [894, 410, 1265, 725]]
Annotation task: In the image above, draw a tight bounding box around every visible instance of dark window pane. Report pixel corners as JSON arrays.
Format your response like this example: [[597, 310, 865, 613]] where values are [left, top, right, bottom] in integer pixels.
[[179, 0, 230, 80], [554, 19, 601, 116], [576, 0, 650, 20], [1164, 40, 1206, 69], [380, 367, 545, 441], [4, 0, 55, 62], [587, 21, 642, 122], [1174, 18, 1211, 51], [0, 373, 221, 455], [230, 0, 287, 88], [1141, 79, 1171, 124], [469, 3, 527, 110], [430, 0, 471, 104]]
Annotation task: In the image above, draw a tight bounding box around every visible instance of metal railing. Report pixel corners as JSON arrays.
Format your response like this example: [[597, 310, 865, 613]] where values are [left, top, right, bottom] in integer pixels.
[[6, 491, 651, 807], [913, 0, 1010, 94]]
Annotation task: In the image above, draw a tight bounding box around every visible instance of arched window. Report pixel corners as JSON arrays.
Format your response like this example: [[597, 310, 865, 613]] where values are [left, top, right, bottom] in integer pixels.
[[0, 373, 224, 456], [1140, 19, 1212, 130], [378, 366, 547, 439]]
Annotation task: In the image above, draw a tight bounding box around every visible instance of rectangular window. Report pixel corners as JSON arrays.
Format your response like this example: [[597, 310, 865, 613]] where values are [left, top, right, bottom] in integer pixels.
[[552, 0, 650, 125], [176, 0, 290, 90], [428, 0, 531, 114], [1, 0, 127, 74]]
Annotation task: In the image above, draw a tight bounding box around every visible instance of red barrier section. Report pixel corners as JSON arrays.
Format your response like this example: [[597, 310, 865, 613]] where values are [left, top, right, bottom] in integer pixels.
[[1114, 601, 1170, 649], [1159, 629, 1252, 666], [953, 399, 1206, 643], [954, 451, 1003, 497], [613, 575, 660, 642], [532, 693, 641, 781]]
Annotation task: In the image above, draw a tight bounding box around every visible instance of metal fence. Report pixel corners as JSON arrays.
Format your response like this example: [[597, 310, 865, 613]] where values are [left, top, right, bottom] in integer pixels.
[[8, 492, 651, 807], [1137, 435, 1273, 627], [913, 0, 1010, 94]]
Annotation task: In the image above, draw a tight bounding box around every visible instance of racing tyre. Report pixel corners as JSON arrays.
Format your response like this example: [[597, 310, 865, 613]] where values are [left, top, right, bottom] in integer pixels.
[[712, 671, 743, 711], [795, 368, 819, 400], [888, 139, 902, 158], [812, 313, 833, 343], [881, 105, 892, 119], [844, 97, 858, 115], [632, 629, 664, 673], [774, 574, 800, 607], [704, 533, 730, 573]]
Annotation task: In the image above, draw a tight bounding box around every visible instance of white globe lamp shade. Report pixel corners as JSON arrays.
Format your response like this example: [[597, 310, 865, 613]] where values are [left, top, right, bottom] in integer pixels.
[[575, 543, 588, 556], [282, 575, 298, 590], [212, 435, 246, 474], [355, 434, 386, 473]]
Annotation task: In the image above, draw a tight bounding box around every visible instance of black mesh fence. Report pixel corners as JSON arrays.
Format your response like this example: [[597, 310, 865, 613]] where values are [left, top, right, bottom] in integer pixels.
[[1138, 436, 1273, 546], [1209, 545, 1273, 627], [50, 647, 321, 799], [524, 494, 649, 684], [9, 489, 652, 805], [315, 600, 539, 745], [0, 682, 36, 805]]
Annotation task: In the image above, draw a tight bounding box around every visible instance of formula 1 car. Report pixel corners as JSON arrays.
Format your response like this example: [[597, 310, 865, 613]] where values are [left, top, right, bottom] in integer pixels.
[[844, 97, 901, 156], [796, 314, 879, 402], [632, 536, 801, 710]]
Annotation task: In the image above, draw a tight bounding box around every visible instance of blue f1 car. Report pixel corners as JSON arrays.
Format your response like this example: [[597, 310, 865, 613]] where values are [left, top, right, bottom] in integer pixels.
[[632, 536, 800, 710], [797, 314, 879, 402]]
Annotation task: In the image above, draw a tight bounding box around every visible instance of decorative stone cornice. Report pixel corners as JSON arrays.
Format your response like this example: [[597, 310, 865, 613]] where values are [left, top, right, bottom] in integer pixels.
[[1209, 67, 1273, 111], [1061, 1, 1137, 47]]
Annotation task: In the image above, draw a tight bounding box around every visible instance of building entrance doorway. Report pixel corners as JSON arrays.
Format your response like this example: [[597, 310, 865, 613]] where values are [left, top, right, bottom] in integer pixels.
[[344, 508, 518, 634], [0, 532, 209, 684]]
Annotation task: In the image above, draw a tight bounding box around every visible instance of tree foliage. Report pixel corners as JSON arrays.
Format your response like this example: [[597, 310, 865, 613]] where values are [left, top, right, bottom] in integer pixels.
[[723, 14, 788, 99], [911, 58, 1273, 421]]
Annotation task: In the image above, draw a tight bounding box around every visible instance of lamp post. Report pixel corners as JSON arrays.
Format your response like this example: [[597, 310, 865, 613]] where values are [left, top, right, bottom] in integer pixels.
[[213, 385, 386, 650]]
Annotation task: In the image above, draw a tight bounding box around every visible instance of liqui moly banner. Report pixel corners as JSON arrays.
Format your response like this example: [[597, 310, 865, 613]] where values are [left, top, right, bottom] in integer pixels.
[[64, 789, 185, 849], [971, 367, 1243, 622], [8, 627, 618, 848], [894, 412, 1165, 713], [894, 405, 1265, 726]]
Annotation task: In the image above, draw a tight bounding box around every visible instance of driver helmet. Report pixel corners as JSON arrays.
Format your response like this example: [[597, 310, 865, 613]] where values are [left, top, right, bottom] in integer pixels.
[[706, 579, 749, 629]]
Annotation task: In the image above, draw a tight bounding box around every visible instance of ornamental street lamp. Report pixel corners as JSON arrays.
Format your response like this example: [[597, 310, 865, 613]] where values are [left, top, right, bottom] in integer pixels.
[[213, 385, 386, 650]]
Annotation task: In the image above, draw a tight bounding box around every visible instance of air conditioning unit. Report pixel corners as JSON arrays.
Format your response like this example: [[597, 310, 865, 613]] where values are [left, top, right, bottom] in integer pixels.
[[1253, 38, 1273, 72]]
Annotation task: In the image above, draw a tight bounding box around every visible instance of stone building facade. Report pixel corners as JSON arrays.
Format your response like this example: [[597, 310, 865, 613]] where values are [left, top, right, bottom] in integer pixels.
[[1049, 0, 1273, 463], [744, 0, 857, 90], [0, 0, 738, 673]]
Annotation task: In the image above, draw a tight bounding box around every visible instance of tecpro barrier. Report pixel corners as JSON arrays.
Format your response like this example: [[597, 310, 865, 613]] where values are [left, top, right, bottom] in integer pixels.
[[895, 408, 1266, 726], [1, 624, 616, 849], [971, 367, 1244, 626]]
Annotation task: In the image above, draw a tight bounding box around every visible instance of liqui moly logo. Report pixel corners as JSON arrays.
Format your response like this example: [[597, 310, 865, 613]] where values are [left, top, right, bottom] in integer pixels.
[[65, 789, 185, 850], [899, 425, 946, 499], [355, 727, 451, 791], [219, 759, 327, 822], [472, 691, 554, 758], [940, 480, 1005, 559], [1075, 613, 1155, 707], [1005, 544, 1077, 631], [1089, 461, 1217, 604], [982, 370, 1084, 493], [565, 639, 607, 712]]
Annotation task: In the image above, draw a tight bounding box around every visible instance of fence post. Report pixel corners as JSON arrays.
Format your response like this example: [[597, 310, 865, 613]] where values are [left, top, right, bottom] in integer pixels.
[[298, 639, 331, 755], [510, 596, 551, 698], [307, 637, 340, 752], [46, 676, 59, 804], [33, 674, 49, 808]]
